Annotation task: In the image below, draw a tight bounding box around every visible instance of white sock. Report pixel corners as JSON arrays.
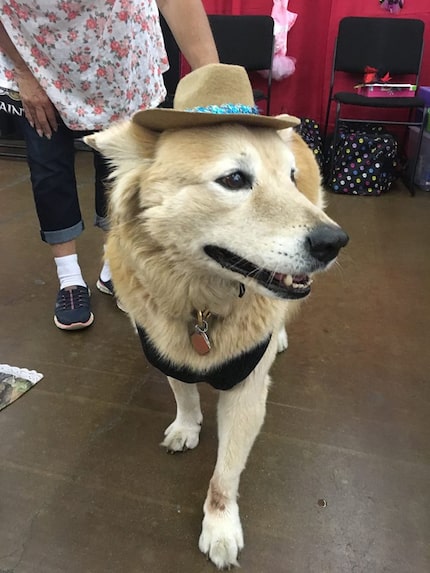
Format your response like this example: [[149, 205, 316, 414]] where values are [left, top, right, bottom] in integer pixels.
[[100, 247, 111, 282], [55, 254, 86, 290]]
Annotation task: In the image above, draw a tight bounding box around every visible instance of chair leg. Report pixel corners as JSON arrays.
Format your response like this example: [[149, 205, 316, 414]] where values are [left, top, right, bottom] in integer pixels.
[[266, 82, 272, 116], [407, 121, 425, 196], [326, 102, 341, 187], [322, 98, 332, 144], [399, 108, 420, 196], [408, 113, 427, 197]]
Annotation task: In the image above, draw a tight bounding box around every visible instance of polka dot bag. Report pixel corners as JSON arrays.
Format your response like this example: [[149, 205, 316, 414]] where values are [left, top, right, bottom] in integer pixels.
[[294, 118, 324, 172], [325, 125, 398, 196]]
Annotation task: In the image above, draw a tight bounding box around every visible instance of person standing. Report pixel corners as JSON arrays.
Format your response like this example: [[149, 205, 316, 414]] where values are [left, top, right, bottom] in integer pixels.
[[0, 0, 218, 330]]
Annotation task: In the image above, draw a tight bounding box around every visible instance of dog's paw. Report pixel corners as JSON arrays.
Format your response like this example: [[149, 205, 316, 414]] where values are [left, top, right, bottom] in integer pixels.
[[277, 326, 289, 353], [161, 417, 202, 453], [198, 503, 244, 569]]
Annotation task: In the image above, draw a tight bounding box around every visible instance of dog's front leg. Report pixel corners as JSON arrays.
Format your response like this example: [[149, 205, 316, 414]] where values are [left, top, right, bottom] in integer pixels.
[[277, 325, 289, 353], [161, 377, 203, 452], [199, 367, 272, 569]]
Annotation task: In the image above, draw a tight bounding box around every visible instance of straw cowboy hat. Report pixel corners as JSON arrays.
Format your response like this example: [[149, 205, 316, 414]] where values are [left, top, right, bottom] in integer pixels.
[[132, 63, 300, 131]]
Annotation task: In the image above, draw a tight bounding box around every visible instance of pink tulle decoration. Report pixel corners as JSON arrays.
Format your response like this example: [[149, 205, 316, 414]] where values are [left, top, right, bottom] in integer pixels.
[[260, 0, 297, 81], [380, 0, 404, 15], [272, 55, 296, 80]]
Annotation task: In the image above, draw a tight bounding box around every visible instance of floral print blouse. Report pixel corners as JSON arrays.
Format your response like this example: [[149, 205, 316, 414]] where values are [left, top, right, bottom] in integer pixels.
[[0, 0, 169, 130]]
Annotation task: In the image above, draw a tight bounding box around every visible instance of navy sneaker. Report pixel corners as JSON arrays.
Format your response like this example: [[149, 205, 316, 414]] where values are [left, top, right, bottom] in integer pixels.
[[96, 276, 127, 312], [54, 285, 94, 330], [96, 277, 114, 296]]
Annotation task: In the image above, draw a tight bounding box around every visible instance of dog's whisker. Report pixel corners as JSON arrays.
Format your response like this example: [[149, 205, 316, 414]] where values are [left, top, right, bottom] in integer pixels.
[[331, 259, 348, 281], [247, 265, 264, 279]]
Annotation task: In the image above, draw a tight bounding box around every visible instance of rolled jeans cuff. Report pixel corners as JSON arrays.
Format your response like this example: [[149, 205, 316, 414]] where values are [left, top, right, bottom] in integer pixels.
[[41, 221, 84, 244], [95, 213, 110, 232]]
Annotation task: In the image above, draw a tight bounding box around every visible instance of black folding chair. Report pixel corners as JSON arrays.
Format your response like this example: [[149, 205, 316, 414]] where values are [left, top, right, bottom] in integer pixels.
[[323, 17, 427, 195], [207, 14, 275, 115]]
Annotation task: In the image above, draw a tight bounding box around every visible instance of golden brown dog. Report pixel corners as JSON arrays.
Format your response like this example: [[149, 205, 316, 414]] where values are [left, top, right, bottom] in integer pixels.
[[84, 67, 348, 568]]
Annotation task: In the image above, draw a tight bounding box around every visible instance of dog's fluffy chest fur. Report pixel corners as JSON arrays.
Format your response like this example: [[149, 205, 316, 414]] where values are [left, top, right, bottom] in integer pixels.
[[107, 240, 289, 375]]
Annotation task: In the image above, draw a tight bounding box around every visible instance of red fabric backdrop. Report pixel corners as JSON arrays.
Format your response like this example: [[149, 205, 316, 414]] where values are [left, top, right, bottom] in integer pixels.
[[202, 0, 430, 129]]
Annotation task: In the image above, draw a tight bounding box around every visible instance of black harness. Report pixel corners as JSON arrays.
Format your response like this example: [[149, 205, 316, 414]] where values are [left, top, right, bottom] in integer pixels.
[[136, 325, 272, 391]]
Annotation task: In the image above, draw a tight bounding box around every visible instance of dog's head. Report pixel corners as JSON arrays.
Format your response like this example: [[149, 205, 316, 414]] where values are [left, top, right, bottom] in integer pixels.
[[85, 120, 348, 301]]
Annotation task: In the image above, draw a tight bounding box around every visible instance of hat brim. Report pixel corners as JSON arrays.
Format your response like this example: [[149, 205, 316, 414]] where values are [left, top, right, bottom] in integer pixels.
[[132, 108, 300, 132]]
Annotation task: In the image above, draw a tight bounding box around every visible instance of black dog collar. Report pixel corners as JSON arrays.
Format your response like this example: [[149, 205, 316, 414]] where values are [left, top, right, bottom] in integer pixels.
[[136, 325, 271, 391]]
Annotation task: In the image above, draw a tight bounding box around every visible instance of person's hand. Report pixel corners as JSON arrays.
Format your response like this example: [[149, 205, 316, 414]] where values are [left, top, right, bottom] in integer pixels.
[[15, 68, 58, 138]]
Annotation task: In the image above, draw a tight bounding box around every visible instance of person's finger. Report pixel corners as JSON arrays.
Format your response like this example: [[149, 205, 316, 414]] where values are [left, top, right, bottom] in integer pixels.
[[22, 105, 35, 129], [33, 106, 53, 138], [17, 75, 58, 137], [45, 104, 58, 133], [23, 100, 57, 138]]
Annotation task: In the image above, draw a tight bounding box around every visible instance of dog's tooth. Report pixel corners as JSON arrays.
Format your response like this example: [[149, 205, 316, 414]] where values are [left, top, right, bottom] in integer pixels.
[[284, 274, 293, 287], [291, 277, 313, 289]]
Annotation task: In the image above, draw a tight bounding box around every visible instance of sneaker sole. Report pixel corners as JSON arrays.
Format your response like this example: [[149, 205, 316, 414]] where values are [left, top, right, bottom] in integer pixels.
[[96, 279, 114, 296], [54, 313, 95, 331]]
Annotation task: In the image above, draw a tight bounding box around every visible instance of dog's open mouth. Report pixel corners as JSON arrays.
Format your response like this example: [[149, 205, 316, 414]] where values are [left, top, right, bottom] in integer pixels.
[[204, 245, 312, 299]]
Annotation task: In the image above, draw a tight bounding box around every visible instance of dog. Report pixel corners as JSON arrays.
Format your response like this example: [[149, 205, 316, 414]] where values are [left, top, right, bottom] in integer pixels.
[[84, 64, 348, 569]]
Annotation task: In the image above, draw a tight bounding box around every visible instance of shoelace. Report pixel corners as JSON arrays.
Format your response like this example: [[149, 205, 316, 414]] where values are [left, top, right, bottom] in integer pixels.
[[57, 287, 89, 310]]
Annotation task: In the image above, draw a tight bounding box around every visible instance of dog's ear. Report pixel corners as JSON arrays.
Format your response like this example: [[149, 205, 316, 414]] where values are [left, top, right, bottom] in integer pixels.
[[83, 121, 159, 167], [275, 123, 295, 144]]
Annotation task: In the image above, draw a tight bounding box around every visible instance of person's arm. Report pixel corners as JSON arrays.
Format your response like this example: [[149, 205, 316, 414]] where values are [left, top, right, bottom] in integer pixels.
[[0, 20, 57, 137], [156, 0, 218, 69]]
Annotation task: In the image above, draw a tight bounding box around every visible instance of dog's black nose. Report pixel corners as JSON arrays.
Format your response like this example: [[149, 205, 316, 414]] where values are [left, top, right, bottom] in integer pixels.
[[307, 224, 349, 263]]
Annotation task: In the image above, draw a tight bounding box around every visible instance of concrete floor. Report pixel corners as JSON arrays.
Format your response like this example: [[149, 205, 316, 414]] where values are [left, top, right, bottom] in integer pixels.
[[1, 150, 429, 573]]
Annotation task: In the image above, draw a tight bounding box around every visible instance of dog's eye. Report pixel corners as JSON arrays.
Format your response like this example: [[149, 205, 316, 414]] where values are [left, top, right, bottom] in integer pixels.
[[290, 167, 296, 184], [216, 171, 252, 191]]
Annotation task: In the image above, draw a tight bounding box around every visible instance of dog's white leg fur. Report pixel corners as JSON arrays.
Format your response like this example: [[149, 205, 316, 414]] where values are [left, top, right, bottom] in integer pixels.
[[198, 357, 273, 569], [161, 377, 203, 452], [277, 325, 289, 353]]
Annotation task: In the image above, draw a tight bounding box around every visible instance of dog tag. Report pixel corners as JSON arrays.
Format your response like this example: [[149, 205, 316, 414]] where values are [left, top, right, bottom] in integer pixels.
[[191, 322, 211, 355]]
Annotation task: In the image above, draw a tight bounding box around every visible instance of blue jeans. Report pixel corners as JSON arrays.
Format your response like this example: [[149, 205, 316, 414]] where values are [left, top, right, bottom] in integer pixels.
[[17, 116, 110, 244]]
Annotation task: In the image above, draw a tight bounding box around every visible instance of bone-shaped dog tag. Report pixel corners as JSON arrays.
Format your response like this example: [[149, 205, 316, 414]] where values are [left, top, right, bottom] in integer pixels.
[[190, 322, 211, 355]]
